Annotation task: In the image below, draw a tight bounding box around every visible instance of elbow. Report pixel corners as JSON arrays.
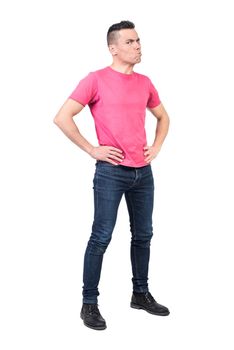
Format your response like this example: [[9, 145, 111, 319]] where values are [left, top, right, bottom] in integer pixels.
[[163, 111, 170, 125], [53, 113, 74, 128], [167, 114, 170, 124], [53, 114, 64, 127], [159, 112, 170, 125], [53, 116, 59, 125]]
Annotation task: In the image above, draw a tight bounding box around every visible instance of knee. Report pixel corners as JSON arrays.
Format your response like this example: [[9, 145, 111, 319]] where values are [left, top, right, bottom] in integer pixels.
[[87, 240, 109, 255], [88, 228, 112, 255], [90, 222, 114, 248], [132, 238, 152, 248], [131, 230, 153, 248]]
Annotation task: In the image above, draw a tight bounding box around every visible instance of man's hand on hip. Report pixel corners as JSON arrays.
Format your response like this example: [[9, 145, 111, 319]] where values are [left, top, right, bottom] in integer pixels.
[[143, 145, 161, 163], [89, 146, 124, 165]]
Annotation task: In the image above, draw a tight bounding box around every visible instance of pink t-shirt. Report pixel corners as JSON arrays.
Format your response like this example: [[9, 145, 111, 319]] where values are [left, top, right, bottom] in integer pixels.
[[69, 66, 161, 167]]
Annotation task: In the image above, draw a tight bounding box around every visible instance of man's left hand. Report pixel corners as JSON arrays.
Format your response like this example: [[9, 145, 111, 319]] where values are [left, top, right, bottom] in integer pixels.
[[143, 145, 161, 163]]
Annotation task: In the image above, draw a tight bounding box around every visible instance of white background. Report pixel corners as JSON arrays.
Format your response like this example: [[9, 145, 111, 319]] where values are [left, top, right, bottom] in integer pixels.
[[1, 0, 234, 348]]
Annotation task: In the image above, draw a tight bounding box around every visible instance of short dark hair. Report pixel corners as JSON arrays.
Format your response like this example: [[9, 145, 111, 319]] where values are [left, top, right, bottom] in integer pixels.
[[107, 20, 135, 45]]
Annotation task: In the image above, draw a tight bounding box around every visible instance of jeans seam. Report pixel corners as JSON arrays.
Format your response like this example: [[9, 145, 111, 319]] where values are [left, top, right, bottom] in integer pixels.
[[94, 172, 99, 221], [127, 192, 139, 287]]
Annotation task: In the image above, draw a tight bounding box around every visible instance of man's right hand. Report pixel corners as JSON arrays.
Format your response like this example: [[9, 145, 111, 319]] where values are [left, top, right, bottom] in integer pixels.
[[89, 146, 124, 165]]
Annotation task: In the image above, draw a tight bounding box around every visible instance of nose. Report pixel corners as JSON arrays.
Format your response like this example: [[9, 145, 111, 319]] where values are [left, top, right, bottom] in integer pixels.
[[135, 41, 141, 50]]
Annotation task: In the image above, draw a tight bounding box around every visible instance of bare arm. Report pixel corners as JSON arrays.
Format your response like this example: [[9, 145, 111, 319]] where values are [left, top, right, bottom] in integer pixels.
[[144, 102, 170, 163], [53, 98, 124, 165]]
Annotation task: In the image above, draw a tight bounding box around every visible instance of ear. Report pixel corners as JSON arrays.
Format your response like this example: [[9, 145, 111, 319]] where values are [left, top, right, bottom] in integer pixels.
[[109, 44, 118, 56]]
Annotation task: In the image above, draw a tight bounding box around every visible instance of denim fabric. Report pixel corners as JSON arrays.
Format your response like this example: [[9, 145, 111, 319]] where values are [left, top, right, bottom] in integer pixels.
[[83, 160, 154, 304]]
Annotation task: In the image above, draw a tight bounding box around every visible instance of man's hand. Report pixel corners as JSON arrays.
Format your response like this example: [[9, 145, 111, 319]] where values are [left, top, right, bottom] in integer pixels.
[[143, 145, 161, 163], [89, 146, 124, 165]]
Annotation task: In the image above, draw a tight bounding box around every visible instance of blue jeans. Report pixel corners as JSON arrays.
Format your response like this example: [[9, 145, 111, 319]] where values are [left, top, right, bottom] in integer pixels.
[[83, 161, 154, 304]]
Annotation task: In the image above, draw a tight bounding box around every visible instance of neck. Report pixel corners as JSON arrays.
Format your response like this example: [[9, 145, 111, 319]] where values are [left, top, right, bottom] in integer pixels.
[[110, 62, 134, 75]]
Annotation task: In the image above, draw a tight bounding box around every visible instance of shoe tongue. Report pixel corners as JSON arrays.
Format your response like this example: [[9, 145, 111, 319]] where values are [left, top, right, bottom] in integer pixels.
[[145, 292, 154, 303], [89, 304, 99, 314], [89, 304, 96, 309]]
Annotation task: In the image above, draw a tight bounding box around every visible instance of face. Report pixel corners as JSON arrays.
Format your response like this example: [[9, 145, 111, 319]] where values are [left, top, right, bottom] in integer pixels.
[[110, 29, 142, 65]]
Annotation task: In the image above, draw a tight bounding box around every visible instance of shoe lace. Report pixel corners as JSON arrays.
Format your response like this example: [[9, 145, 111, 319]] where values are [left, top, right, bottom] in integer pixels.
[[144, 292, 156, 304], [87, 304, 100, 316]]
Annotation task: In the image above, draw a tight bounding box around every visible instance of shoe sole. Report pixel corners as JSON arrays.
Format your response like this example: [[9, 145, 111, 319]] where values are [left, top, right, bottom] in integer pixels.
[[80, 313, 107, 330], [130, 302, 170, 316]]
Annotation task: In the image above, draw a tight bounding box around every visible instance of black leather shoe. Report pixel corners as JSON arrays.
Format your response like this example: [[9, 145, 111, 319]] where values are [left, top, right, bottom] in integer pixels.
[[131, 292, 170, 316], [80, 304, 107, 330]]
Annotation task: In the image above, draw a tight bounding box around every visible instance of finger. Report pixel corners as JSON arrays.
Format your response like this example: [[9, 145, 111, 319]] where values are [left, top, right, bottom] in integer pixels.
[[143, 146, 149, 150], [145, 156, 151, 162], [109, 147, 123, 153], [144, 151, 150, 156], [108, 152, 122, 160], [106, 159, 118, 165], [109, 151, 124, 159], [107, 154, 124, 162]]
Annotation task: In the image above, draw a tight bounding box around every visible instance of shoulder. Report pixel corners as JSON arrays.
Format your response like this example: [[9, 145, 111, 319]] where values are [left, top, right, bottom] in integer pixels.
[[81, 67, 108, 84], [134, 71, 152, 85], [134, 71, 150, 80], [89, 67, 108, 77], [78, 70, 99, 87]]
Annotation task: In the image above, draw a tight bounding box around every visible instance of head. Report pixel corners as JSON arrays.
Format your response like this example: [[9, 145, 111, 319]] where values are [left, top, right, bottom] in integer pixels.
[[107, 20, 141, 65]]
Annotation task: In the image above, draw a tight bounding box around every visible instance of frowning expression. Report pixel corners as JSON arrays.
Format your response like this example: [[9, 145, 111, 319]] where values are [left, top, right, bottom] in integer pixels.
[[109, 29, 142, 65]]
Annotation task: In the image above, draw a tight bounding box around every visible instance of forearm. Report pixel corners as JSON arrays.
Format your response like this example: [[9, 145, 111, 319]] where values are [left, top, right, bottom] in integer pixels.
[[54, 117, 94, 155], [152, 115, 170, 151]]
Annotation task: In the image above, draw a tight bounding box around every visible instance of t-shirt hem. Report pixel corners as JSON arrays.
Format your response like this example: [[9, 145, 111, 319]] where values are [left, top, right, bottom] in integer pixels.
[[68, 96, 86, 107], [120, 160, 149, 168], [147, 101, 161, 109]]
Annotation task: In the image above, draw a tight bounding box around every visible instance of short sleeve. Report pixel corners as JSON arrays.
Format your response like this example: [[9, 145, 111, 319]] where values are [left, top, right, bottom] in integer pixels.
[[68, 72, 98, 106], [147, 79, 161, 109]]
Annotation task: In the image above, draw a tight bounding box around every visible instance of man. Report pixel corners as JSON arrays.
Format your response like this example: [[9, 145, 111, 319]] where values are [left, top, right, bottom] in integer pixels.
[[54, 20, 170, 330]]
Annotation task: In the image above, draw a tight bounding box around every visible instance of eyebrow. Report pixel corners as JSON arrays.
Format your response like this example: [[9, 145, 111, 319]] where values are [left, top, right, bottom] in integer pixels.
[[125, 38, 140, 42]]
